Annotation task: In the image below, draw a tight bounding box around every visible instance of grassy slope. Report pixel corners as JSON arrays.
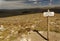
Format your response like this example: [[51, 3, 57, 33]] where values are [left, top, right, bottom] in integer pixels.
[[0, 13, 60, 41]]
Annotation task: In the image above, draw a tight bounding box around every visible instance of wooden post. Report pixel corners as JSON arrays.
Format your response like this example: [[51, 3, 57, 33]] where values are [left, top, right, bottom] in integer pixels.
[[47, 16, 50, 41], [47, 9, 50, 41]]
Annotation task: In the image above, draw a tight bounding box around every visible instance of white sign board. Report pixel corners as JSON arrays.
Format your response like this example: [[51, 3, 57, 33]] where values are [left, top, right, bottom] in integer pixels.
[[43, 12, 54, 17]]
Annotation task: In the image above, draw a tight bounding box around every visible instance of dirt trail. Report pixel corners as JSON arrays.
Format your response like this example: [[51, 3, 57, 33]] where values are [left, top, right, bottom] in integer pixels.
[[14, 31, 60, 41]]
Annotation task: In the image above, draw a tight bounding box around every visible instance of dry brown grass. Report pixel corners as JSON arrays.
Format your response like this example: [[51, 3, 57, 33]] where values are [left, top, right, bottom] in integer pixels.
[[0, 13, 60, 41]]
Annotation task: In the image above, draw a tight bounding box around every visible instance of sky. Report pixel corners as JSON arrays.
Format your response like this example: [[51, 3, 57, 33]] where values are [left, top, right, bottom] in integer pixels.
[[0, 0, 60, 9]]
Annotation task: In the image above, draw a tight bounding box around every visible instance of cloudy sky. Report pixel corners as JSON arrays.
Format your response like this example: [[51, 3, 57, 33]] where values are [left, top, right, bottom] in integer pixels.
[[0, 0, 60, 9]]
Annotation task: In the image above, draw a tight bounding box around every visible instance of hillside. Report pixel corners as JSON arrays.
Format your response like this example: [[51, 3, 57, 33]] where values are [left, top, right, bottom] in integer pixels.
[[0, 12, 60, 41]]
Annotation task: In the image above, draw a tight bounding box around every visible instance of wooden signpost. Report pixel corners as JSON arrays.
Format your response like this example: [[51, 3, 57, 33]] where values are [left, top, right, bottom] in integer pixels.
[[43, 9, 54, 41]]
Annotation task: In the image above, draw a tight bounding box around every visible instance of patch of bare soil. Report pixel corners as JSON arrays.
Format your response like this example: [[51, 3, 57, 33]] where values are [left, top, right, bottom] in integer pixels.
[[14, 31, 60, 41]]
